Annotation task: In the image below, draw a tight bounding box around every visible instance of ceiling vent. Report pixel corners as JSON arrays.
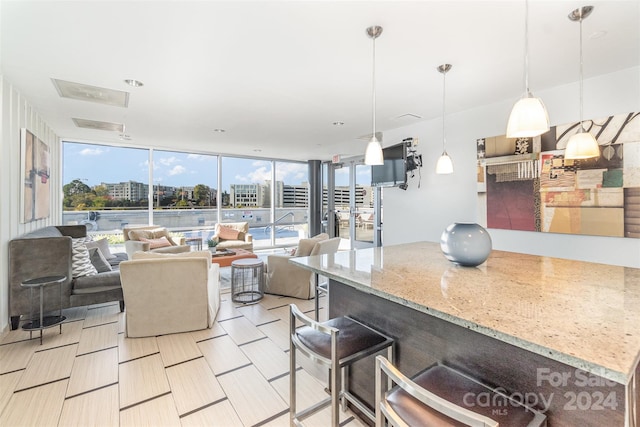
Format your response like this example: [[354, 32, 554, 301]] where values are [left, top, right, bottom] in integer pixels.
[[72, 118, 125, 132], [52, 79, 129, 107]]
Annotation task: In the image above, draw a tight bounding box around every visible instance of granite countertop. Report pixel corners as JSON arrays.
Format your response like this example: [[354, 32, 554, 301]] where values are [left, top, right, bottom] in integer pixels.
[[290, 241, 640, 384]]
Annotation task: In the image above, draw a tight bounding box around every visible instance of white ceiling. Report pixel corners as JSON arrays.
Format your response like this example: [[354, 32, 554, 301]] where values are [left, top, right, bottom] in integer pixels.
[[1, 0, 638, 162]]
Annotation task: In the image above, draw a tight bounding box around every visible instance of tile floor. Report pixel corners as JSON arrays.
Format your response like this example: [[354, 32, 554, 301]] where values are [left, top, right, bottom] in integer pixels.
[[0, 289, 369, 426]]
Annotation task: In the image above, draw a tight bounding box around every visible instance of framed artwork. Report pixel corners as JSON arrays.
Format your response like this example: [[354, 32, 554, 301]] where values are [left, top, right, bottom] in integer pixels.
[[21, 128, 50, 222], [478, 111, 640, 239]]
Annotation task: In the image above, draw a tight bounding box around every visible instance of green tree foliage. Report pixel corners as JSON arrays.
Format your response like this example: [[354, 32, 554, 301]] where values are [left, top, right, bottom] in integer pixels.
[[193, 184, 211, 206]]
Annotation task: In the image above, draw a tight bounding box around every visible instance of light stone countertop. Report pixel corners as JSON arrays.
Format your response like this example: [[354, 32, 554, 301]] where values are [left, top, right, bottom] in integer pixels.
[[290, 241, 640, 384]]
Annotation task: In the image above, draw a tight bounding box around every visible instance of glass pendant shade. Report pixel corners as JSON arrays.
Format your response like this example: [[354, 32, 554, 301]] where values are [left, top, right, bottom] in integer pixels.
[[365, 136, 384, 165], [565, 131, 600, 159], [506, 94, 550, 138], [435, 151, 454, 174]]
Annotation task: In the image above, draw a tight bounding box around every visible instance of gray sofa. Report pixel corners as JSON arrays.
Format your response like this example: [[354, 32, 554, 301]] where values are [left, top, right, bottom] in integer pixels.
[[8, 225, 126, 330]]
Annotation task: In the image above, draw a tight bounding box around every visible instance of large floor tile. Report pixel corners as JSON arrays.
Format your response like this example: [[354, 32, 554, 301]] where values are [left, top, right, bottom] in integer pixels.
[[0, 339, 37, 374], [83, 303, 121, 328], [119, 353, 170, 408], [189, 321, 226, 342], [59, 383, 119, 426], [118, 334, 159, 363], [241, 337, 289, 381], [220, 316, 266, 345], [157, 333, 202, 367], [0, 379, 68, 427], [66, 347, 118, 397], [77, 322, 119, 355], [236, 303, 279, 326], [198, 335, 250, 375], [180, 400, 244, 427], [271, 369, 327, 413], [165, 357, 225, 416], [258, 320, 291, 351], [16, 344, 77, 391], [217, 298, 243, 321], [120, 393, 181, 427], [218, 365, 288, 427], [0, 371, 22, 416], [38, 319, 83, 351]]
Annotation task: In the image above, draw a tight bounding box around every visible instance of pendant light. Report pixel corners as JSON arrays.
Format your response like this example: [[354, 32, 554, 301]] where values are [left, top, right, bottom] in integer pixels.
[[565, 6, 600, 160], [364, 26, 384, 166], [436, 64, 453, 175], [506, 0, 550, 138]]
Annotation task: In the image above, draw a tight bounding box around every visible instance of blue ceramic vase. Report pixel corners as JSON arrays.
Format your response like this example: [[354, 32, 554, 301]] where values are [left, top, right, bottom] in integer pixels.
[[440, 223, 492, 267]]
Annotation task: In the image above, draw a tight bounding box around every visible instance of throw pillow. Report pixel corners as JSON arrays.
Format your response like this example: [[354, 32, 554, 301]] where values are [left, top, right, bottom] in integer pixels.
[[71, 237, 98, 278], [139, 236, 172, 249], [88, 247, 113, 273], [218, 226, 240, 240], [129, 228, 177, 246], [85, 238, 115, 260]]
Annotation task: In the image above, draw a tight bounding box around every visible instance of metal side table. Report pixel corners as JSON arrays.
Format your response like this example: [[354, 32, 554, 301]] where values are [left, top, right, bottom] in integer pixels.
[[230, 258, 265, 304], [20, 275, 67, 344]]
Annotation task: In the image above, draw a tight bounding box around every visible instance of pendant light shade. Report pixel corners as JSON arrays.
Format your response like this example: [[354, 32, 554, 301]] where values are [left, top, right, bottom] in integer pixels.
[[436, 64, 453, 174], [565, 5, 599, 160], [364, 25, 384, 166], [506, 0, 549, 138]]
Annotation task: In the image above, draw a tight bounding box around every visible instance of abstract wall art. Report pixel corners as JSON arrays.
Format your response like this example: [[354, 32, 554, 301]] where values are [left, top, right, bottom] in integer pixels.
[[477, 112, 640, 239], [21, 128, 50, 223]]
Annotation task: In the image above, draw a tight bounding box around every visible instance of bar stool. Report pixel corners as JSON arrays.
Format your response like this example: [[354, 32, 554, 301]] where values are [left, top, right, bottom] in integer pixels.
[[375, 356, 547, 427], [290, 304, 394, 427]]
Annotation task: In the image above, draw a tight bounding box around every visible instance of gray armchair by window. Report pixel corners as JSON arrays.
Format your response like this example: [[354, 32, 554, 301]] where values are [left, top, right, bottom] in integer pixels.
[[266, 234, 341, 299]]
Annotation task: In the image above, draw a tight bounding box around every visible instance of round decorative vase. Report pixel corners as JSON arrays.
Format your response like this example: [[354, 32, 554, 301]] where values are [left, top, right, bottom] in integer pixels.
[[440, 222, 492, 267]]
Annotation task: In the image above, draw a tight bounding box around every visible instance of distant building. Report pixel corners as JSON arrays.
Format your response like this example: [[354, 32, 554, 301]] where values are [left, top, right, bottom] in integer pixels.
[[102, 180, 148, 202], [325, 185, 372, 208], [230, 183, 267, 207], [283, 182, 308, 207]]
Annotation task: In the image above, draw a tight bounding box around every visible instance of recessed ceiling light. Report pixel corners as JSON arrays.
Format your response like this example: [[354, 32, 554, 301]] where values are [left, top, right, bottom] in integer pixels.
[[119, 134, 132, 141], [124, 79, 144, 87], [213, 128, 226, 133], [333, 121, 345, 126], [253, 149, 262, 152]]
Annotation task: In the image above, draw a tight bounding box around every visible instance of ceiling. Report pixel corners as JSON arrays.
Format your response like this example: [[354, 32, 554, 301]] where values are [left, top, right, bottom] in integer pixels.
[[1, 1, 638, 162]]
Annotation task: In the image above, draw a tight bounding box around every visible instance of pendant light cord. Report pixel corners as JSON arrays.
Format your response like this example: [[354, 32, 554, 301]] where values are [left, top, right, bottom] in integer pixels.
[[524, 0, 530, 95], [442, 70, 446, 152], [372, 35, 377, 139], [579, 12, 584, 130]]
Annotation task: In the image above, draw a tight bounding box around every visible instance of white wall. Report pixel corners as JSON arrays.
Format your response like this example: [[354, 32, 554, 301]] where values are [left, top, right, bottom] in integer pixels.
[[0, 75, 61, 333], [382, 67, 640, 268]]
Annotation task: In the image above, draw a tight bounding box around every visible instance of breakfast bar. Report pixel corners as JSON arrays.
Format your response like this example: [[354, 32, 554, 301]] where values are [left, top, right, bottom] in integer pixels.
[[290, 241, 640, 426]]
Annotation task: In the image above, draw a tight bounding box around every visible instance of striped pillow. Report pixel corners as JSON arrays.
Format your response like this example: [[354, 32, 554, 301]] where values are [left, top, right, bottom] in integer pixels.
[[71, 237, 98, 278]]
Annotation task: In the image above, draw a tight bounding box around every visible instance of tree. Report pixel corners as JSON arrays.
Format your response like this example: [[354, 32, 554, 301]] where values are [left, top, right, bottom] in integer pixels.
[[63, 179, 92, 209], [193, 184, 211, 206]]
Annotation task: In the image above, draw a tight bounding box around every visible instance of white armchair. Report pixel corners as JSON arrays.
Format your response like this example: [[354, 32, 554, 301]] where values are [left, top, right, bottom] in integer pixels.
[[123, 225, 190, 260], [119, 250, 220, 337], [266, 235, 341, 299]]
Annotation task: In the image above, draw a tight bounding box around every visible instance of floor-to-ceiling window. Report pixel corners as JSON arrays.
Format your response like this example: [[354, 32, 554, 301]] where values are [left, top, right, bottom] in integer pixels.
[[63, 142, 308, 250]]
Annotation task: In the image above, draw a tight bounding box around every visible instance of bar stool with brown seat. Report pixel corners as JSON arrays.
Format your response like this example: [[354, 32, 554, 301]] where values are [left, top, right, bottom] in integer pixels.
[[290, 304, 394, 427], [375, 356, 547, 427]]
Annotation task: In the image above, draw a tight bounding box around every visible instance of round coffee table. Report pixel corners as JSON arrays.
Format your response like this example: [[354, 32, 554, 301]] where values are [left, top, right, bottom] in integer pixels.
[[230, 258, 265, 304]]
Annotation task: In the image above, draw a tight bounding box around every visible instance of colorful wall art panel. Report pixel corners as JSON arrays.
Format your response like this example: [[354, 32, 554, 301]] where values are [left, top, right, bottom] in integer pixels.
[[21, 128, 50, 223], [478, 111, 640, 239]]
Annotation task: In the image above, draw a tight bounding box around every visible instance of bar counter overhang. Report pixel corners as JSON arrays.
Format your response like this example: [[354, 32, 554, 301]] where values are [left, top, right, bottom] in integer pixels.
[[291, 241, 640, 426]]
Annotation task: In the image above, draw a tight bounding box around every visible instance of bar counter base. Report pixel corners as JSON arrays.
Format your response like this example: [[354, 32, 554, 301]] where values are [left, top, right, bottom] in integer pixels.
[[329, 279, 634, 427]]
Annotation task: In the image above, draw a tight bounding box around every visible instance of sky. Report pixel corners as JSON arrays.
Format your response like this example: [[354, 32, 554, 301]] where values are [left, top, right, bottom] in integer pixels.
[[62, 141, 365, 190]]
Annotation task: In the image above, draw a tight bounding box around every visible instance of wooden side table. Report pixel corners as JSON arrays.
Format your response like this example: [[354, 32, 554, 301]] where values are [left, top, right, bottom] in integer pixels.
[[20, 275, 67, 344]]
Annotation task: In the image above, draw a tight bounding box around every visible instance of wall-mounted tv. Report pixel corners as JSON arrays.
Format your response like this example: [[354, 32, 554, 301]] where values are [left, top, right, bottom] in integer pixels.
[[371, 143, 407, 187]]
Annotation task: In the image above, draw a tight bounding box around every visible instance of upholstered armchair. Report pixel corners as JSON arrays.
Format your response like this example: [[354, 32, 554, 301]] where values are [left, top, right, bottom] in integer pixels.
[[119, 250, 220, 337], [212, 222, 253, 251], [266, 234, 341, 299], [123, 225, 190, 259]]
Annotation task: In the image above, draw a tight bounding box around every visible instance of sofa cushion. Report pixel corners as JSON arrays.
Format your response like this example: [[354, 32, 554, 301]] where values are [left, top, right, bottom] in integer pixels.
[[73, 270, 121, 291], [139, 236, 172, 249], [218, 226, 240, 240], [89, 247, 113, 273], [71, 237, 97, 278], [295, 233, 329, 257], [128, 227, 177, 246], [85, 238, 115, 260]]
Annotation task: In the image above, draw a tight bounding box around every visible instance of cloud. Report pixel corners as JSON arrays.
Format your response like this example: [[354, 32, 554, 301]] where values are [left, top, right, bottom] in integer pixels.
[[168, 165, 187, 176], [158, 156, 179, 166], [141, 160, 158, 170], [80, 147, 104, 156], [187, 154, 208, 160]]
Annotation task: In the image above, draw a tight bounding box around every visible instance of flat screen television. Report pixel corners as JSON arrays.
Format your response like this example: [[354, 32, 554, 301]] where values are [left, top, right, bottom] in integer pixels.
[[371, 143, 407, 187]]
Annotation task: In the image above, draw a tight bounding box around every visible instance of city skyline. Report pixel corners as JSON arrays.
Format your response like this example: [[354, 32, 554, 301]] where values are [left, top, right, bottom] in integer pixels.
[[63, 142, 363, 189]]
